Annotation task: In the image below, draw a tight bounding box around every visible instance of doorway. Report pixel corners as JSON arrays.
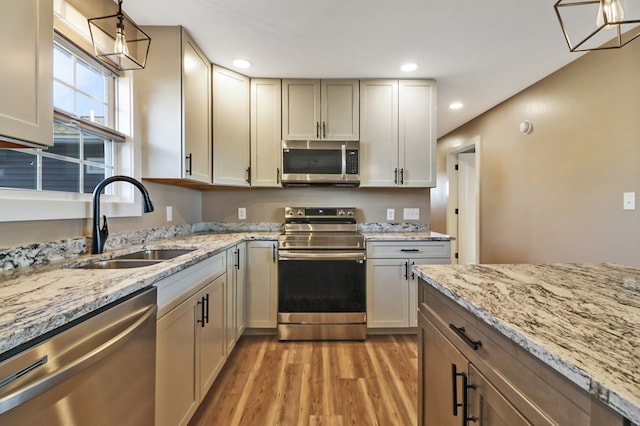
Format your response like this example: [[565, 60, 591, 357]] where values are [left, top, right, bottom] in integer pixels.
[[446, 137, 480, 264]]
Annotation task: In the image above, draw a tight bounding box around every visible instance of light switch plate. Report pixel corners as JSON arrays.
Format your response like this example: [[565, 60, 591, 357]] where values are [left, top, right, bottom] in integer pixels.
[[238, 207, 247, 220], [403, 208, 420, 220], [623, 192, 635, 210], [386, 208, 395, 221]]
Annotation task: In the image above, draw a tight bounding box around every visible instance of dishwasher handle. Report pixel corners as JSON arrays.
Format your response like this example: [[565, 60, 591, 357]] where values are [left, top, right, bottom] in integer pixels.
[[0, 304, 156, 415]]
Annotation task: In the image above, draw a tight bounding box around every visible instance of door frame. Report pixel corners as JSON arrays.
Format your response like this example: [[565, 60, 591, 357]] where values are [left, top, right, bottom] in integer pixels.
[[445, 136, 481, 264]]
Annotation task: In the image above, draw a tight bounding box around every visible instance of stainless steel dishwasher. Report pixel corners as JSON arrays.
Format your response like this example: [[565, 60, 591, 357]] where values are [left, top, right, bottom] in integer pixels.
[[0, 287, 157, 425]]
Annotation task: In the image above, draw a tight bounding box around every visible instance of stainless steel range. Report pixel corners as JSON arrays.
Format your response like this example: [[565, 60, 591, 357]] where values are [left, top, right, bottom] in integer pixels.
[[278, 207, 366, 340]]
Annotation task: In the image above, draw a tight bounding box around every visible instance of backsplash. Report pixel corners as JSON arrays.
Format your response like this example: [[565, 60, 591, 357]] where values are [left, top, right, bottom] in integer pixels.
[[0, 221, 428, 271]]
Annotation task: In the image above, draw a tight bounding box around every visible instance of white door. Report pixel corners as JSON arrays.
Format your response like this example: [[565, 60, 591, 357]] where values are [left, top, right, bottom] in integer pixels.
[[457, 152, 477, 264]]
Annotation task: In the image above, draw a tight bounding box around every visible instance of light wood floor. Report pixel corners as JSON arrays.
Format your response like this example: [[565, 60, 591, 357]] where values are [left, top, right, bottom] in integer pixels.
[[189, 334, 418, 426]]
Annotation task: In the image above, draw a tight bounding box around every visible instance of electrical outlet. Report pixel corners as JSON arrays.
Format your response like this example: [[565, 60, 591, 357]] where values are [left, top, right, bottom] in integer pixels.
[[386, 208, 395, 221], [403, 208, 420, 220], [238, 207, 247, 220], [166, 206, 173, 222], [623, 192, 636, 210]]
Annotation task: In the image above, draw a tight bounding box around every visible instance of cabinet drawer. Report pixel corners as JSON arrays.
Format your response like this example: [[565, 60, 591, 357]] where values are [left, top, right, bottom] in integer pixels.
[[420, 282, 623, 426], [367, 241, 450, 259], [155, 252, 226, 317]]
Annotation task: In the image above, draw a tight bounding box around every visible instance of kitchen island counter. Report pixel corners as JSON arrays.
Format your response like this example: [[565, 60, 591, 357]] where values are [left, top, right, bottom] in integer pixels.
[[413, 262, 640, 424]]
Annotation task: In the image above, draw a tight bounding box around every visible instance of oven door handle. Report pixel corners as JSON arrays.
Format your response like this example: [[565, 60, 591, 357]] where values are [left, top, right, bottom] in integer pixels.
[[278, 251, 366, 261]]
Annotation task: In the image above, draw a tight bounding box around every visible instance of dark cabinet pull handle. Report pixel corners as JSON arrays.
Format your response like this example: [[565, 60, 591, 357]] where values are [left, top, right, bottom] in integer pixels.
[[464, 375, 477, 425], [246, 167, 251, 185], [204, 294, 209, 325], [272, 244, 276, 263], [276, 167, 280, 184], [452, 364, 463, 416], [322, 121, 326, 138], [400, 248, 420, 252], [449, 324, 482, 350], [234, 248, 240, 270], [316, 122, 320, 138], [411, 261, 415, 280], [394, 168, 398, 184], [400, 168, 405, 185], [185, 153, 193, 176], [404, 261, 408, 280], [197, 296, 205, 327]]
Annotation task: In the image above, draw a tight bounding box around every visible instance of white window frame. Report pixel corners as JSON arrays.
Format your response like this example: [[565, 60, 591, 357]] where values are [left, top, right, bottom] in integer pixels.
[[0, 34, 141, 223]]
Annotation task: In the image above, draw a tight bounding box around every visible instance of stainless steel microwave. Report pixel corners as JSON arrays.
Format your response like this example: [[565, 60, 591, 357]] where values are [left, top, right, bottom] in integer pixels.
[[281, 140, 360, 186]]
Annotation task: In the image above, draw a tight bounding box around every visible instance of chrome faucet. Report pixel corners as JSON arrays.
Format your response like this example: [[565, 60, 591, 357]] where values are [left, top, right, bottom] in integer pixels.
[[91, 175, 154, 254]]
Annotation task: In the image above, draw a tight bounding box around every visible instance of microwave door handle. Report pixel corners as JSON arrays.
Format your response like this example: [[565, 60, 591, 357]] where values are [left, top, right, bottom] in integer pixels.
[[341, 144, 346, 179]]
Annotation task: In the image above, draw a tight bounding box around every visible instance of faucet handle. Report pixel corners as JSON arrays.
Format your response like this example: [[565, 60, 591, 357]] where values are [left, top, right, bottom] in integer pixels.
[[100, 215, 109, 235]]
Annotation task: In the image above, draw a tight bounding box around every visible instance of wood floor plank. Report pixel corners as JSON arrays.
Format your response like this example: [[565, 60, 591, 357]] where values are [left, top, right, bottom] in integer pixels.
[[188, 334, 417, 426]]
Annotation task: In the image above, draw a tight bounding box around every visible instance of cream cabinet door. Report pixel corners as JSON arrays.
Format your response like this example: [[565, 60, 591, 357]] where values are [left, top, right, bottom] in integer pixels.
[[246, 241, 278, 328], [367, 258, 410, 328], [182, 32, 212, 183], [213, 66, 250, 186], [156, 293, 199, 426], [321, 80, 359, 140], [399, 80, 437, 187], [359, 80, 399, 187], [250, 79, 282, 187], [0, 0, 53, 147], [282, 79, 321, 140], [197, 274, 226, 399]]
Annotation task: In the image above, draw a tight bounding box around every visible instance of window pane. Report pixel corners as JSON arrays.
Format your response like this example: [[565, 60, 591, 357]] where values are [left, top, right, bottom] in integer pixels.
[[53, 45, 74, 85], [76, 60, 105, 101], [84, 132, 108, 164], [42, 157, 80, 192], [76, 93, 106, 124], [53, 81, 75, 113], [52, 122, 81, 159], [84, 165, 108, 193], [0, 150, 37, 190]]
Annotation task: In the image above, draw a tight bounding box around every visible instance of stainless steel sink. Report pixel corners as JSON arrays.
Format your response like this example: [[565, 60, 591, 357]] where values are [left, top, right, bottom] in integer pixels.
[[78, 259, 165, 269], [112, 249, 196, 261]]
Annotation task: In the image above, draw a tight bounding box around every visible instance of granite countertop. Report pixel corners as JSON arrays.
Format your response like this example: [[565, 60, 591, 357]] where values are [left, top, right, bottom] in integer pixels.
[[0, 231, 279, 359], [413, 263, 640, 424]]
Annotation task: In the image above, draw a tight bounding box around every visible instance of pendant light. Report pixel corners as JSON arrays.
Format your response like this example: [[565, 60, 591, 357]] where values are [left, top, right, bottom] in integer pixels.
[[554, 0, 640, 52], [88, 0, 151, 70]]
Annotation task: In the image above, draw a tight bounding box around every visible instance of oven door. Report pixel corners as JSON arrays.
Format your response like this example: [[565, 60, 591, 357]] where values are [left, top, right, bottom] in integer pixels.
[[277, 250, 366, 340]]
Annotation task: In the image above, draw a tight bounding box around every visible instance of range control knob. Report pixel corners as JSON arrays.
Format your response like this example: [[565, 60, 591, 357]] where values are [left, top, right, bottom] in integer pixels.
[[347, 210, 354, 216], [297, 209, 304, 216], [337, 210, 345, 216]]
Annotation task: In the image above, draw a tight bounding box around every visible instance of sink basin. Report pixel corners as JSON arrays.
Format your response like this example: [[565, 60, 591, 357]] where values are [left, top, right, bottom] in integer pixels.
[[78, 259, 165, 269], [113, 249, 196, 261]]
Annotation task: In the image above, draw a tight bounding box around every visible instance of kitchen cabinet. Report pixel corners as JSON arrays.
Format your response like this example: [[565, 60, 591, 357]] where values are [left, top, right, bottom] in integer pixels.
[[136, 26, 212, 184], [360, 79, 436, 187], [155, 254, 226, 426], [0, 0, 53, 147], [225, 242, 246, 355], [282, 79, 359, 141], [366, 241, 450, 328], [213, 65, 250, 186], [250, 78, 282, 187], [418, 280, 625, 426], [246, 241, 278, 328]]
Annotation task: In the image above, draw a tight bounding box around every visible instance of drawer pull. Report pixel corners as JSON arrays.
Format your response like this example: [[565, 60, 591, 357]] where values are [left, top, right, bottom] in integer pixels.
[[449, 324, 482, 350], [400, 248, 420, 252]]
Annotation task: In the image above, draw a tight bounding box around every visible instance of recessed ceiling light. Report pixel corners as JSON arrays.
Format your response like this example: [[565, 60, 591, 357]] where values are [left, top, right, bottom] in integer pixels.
[[400, 63, 418, 72], [449, 102, 463, 110], [233, 59, 251, 69]]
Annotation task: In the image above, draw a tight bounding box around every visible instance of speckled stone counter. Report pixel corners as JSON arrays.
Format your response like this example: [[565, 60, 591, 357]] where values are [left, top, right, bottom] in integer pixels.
[[0, 231, 279, 359], [413, 263, 640, 424]]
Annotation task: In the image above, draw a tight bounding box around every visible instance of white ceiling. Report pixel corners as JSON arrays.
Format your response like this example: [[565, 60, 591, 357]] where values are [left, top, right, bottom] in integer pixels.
[[124, 0, 584, 137]]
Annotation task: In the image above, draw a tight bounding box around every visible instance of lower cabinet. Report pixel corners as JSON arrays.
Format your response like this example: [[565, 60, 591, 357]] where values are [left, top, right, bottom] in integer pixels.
[[155, 254, 227, 426], [225, 242, 246, 355], [246, 240, 278, 328], [367, 241, 451, 328], [418, 280, 626, 426]]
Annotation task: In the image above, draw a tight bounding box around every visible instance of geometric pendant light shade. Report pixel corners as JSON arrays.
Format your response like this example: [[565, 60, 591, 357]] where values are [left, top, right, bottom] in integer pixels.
[[88, 0, 151, 70], [554, 0, 640, 52]]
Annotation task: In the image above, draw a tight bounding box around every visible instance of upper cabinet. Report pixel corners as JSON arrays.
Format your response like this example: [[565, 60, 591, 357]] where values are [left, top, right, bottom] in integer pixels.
[[136, 26, 212, 184], [360, 79, 437, 188], [0, 0, 53, 147], [212, 66, 250, 186], [250, 79, 282, 187], [282, 79, 359, 141]]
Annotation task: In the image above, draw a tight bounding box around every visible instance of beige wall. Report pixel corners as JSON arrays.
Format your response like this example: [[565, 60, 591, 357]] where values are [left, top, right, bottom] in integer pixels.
[[202, 187, 430, 224], [432, 42, 640, 267]]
